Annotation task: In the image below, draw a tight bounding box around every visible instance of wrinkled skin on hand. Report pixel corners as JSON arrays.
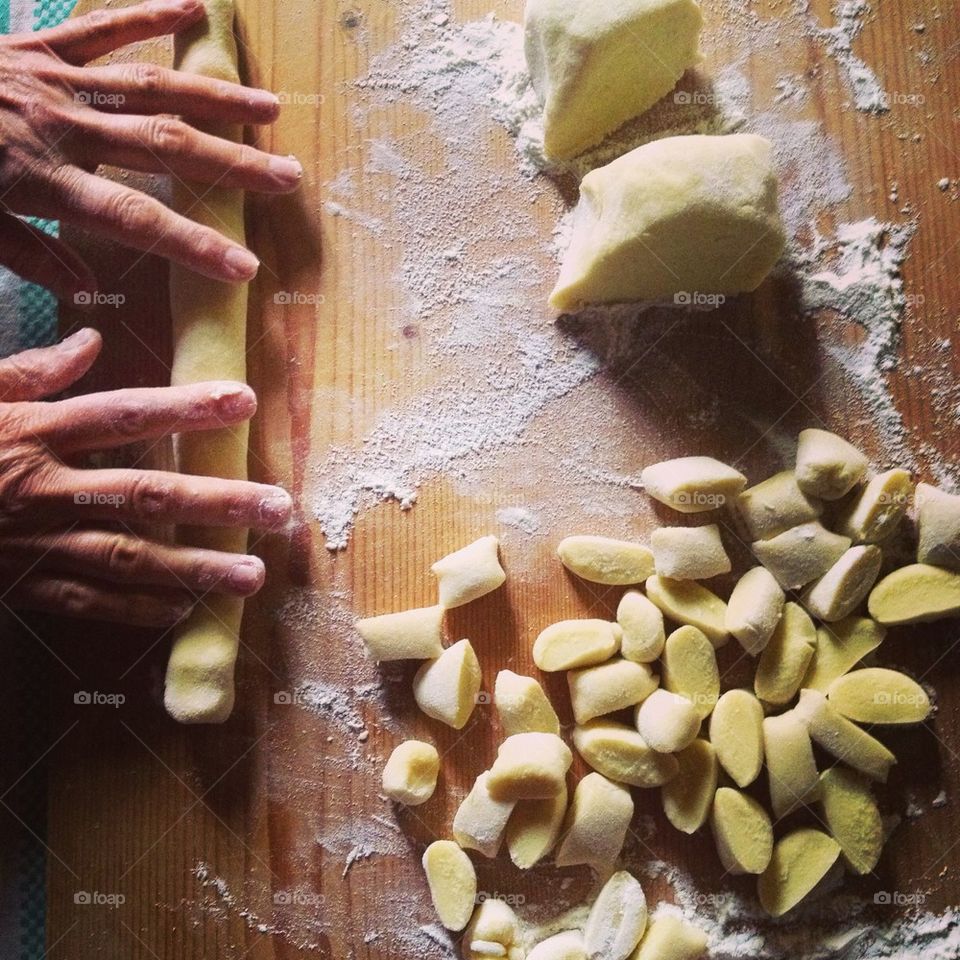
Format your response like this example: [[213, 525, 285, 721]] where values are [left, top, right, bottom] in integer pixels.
[[0, 0, 302, 299], [0, 328, 291, 626]]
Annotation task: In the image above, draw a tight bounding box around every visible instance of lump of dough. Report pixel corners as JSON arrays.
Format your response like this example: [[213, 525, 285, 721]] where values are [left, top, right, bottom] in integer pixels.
[[757, 829, 840, 917], [413, 639, 482, 729], [550, 134, 786, 310], [754, 602, 817, 706], [662, 739, 717, 834], [355, 605, 445, 661], [422, 840, 477, 931], [818, 767, 883, 876], [533, 619, 621, 671], [453, 772, 516, 858], [644, 576, 728, 647], [506, 787, 568, 868], [826, 667, 932, 725], [495, 670, 560, 735], [661, 625, 720, 720], [708, 689, 764, 788], [802, 545, 882, 622], [710, 787, 773, 875], [737, 471, 822, 541], [382, 740, 440, 805], [573, 719, 679, 787], [794, 429, 868, 501], [725, 566, 784, 656], [641, 456, 746, 514], [567, 657, 659, 724], [834, 468, 913, 544], [617, 590, 666, 663], [432, 535, 506, 609], [762, 711, 819, 819], [869, 562, 960, 624], [916, 482, 960, 570], [651, 524, 731, 580], [557, 535, 655, 585], [524, 0, 703, 161], [555, 772, 633, 870], [528, 931, 587, 960], [631, 914, 708, 960], [462, 898, 522, 960], [635, 689, 700, 754], [584, 870, 648, 960], [802, 616, 885, 693], [752, 522, 850, 591], [487, 732, 573, 800]]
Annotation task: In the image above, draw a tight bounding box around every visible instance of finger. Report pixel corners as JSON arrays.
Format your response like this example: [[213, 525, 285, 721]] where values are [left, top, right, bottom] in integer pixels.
[[46, 466, 292, 530], [32, 0, 204, 66], [0, 212, 97, 303], [41, 165, 259, 283], [0, 328, 101, 402], [38, 380, 256, 454], [73, 113, 300, 193], [2, 530, 265, 596], [5, 572, 194, 628], [65, 62, 280, 124]]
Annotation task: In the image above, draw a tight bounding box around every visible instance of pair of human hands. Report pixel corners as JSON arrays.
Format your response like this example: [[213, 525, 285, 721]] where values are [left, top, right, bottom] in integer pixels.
[[0, 0, 301, 625]]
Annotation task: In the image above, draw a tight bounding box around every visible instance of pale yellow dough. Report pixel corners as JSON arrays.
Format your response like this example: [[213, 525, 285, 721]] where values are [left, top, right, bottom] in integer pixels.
[[506, 787, 568, 868], [709, 689, 764, 788], [432, 535, 506, 609], [494, 670, 560, 735], [381, 740, 440, 805], [584, 871, 648, 960], [662, 739, 717, 834], [555, 772, 633, 870], [557, 535, 655, 585], [524, 0, 703, 161], [413, 639, 482, 729], [758, 829, 841, 917], [487, 733, 572, 800], [640, 456, 746, 514], [630, 914, 708, 960], [550, 135, 786, 310], [573, 719, 680, 787], [422, 840, 477, 931]]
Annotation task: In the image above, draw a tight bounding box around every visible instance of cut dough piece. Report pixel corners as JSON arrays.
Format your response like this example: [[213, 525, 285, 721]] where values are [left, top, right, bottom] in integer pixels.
[[533, 619, 621, 671], [555, 772, 633, 870], [524, 0, 702, 161], [868, 563, 960, 624], [550, 134, 786, 309], [757, 829, 841, 917], [794, 689, 895, 782], [725, 567, 784, 655], [640, 456, 747, 514], [762, 711, 819, 819], [584, 870, 648, 960], [528, 931, 587, 960], [709, 689, 764, 788], [630, 914, 708, 960], [382, 740, 440, 805], [752, 522, 850, 590], [818, 767, 883, 875], [413, 639, 482, 729], [567, 658, 659, 724], [557, 535, 655, 585], [463, 899, 522, 960], [736, 471, 822, 541], [573, 720, 680, 787], [617, 590, 666, 663], [754, 602, 817, 706], [487, 733, 573, 800], [802, 545, 882, 622], [432, 535, 506, 609], [835, 469, 913, 544], [916, 482, 960, 571], [651, 525, 731, 580], [355, 605, 445, 661], [453, 772, 516, 858], [645, 576, 729, 647], [662, 625, 720, 720], [662, 739, 717, 834], [794, 429, 868, 501], [802, 616, 885, 693], [710, 787, 774, 875], [422, 840, 477, 931], [506, 787, 568, 868], [635, 690, 700, 754], [495, 670, 560, 735], [827, 668, 932, 725]]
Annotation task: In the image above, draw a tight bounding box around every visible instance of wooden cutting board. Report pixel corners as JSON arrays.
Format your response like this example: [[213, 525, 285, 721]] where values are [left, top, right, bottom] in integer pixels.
[[40, 0, 960, 956]]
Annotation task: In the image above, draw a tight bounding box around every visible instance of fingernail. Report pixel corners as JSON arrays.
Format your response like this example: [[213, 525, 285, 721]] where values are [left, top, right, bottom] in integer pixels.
[[268, 154, 303, 186], [228, 559, 264, 593], [251, 90, 281, 109], [171, 600, 194, 624], [261, 489, 293, 525], [223, 246, 259, 281], [64, 328, 97, 348], [210, 382, 254, 416]]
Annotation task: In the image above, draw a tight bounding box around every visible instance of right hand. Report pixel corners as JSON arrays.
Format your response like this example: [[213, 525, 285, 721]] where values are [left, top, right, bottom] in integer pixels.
[[0, 328, 291, 627]]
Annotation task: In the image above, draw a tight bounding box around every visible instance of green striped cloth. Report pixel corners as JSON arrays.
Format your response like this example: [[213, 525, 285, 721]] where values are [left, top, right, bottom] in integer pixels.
[[1, 5, 78, 957]]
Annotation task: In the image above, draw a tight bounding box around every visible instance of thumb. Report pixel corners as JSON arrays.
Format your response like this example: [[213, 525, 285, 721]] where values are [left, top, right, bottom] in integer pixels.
[[0, 328, 102, 402]]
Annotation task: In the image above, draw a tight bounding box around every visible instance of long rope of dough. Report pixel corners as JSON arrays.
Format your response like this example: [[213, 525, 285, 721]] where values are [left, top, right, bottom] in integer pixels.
[[164, 0, 249, 724]]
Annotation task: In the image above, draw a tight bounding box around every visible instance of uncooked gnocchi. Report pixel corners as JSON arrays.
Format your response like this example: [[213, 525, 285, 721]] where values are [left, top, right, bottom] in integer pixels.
[[453, 772, 516, 859], [495, 670, 561, 736], [533, 619, 621, 671], [640, 456, 746, 514], [644, 576, 729, 647], [617, 590, 666, 663], [487, 733, 573, 801], [567, 657, 659, 725], [432, 535, 506, 609], [573, 720, 679, 787], [651, 524, 731, 580], [635, 689, 700, 754], [555, 772, 633, 870], [584, 870, 648, 960], [737, 470, 821, 541], [758, 829, 841, 917], [355, 605, 445, 661], [557, 535, 655, 585], [506, 788, 567, 869], [422, 840, 477, 931], [724, 566, 784, 655], [413, 638, 482, 729], [662, 739, 717, 834], [382, 740, 440, 805]]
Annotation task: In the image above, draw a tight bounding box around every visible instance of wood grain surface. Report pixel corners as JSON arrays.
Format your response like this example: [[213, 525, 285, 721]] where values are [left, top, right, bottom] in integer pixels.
[[29, 0, 960, 956]]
